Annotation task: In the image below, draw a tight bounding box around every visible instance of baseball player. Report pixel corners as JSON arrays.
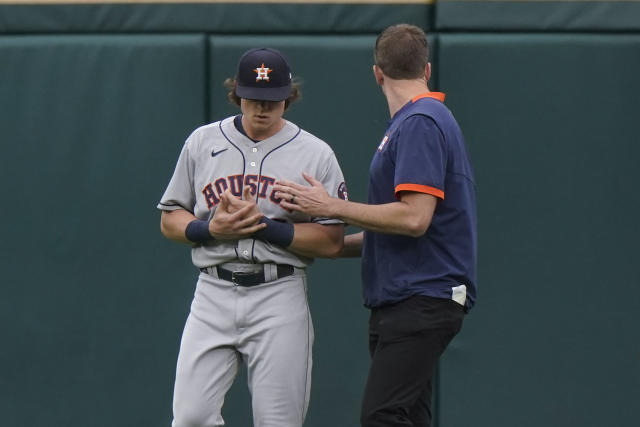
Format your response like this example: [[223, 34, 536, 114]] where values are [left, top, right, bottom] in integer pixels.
[[273, 24, 477, 427], [157, 47, 347, 427]]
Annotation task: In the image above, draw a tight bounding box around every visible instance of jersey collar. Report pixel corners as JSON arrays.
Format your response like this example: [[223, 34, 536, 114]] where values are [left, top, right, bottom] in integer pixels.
[[221, 115, 300, 151], [390, 92, 447, 122], [411, 92, 445, 103]]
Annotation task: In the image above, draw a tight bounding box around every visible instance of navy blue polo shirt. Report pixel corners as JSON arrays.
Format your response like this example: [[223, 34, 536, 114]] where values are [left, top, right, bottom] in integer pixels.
[[362, 92, 477, 311]]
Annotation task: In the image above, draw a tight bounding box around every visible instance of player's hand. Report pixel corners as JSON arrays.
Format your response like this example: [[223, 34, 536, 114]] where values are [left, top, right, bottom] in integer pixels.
[[209, 190, 265, 239], [224, 186, 259, 214], [274, 172, 336, 217]]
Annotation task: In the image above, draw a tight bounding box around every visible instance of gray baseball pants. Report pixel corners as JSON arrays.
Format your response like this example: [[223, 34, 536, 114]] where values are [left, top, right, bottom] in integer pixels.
[[172, 268, 313, 427]]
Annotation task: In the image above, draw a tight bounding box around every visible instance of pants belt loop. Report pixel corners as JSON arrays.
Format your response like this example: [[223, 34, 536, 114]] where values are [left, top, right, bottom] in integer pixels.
[[264, 263, 277, 282], [208, 266, 220, 279]]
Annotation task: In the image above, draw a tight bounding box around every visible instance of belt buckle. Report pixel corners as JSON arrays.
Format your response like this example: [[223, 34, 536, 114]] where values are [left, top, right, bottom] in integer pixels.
[[231, 271, 252, 285]]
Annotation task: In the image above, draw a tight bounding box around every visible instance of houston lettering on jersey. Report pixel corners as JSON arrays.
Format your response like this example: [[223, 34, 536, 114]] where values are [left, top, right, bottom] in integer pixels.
[[202, 174, 281, 209]]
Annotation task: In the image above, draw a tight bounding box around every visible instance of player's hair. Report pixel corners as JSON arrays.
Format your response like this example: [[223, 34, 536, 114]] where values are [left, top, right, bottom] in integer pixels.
[[223, 78, 302, 110], [374, 23, 429, 80]]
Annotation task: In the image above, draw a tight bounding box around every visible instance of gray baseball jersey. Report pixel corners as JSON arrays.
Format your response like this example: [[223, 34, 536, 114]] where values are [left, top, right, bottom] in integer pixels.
[[157, 116, 347, 268]]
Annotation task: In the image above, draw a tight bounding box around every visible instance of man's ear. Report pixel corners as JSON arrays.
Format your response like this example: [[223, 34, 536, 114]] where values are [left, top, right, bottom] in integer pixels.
[[425, 62, 432, 82], [373, 65, 384, 85]]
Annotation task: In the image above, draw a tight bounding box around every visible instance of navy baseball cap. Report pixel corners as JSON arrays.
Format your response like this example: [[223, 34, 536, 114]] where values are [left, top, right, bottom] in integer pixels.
[[235, 48, 292, 102]]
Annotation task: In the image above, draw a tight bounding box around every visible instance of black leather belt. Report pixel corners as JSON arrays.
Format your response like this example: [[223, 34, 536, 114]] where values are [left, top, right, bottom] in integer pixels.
[[200, 264, 295, 287]]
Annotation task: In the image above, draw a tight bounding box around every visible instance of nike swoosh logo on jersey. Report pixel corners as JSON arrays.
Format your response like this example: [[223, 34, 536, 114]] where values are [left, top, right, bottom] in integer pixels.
[[211, 148, 228, 157]]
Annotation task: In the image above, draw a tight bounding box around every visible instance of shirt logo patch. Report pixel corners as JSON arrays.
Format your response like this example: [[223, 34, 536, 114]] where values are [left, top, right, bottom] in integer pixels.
[[337, 182, 348, 200], [254, 64, 272, 82], [378, 135, 389, 152]]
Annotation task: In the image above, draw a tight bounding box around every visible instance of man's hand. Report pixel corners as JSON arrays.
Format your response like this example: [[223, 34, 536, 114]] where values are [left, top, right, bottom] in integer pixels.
[[223, 185, 260, 213], [209, 189, 265, 239], [274, 172, 336, 217]]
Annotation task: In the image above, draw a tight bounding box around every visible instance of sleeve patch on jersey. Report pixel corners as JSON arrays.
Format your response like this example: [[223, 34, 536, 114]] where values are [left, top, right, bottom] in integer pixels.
[[378, 135, 389, 152], [395, 183, 444, 200], [337, 182, 348, 200]]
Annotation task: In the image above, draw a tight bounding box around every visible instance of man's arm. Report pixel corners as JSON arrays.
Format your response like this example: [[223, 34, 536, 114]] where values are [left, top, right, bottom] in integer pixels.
[[274, 173, 437, 238], [339, 231, 364, 258], [160, 189, 266, 244], [160, 209, 199, 244], [288, 223, 344, 259]]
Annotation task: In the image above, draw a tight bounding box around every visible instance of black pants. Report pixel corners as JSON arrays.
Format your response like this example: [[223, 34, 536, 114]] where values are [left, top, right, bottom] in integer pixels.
[[360, 295, 465, 427]]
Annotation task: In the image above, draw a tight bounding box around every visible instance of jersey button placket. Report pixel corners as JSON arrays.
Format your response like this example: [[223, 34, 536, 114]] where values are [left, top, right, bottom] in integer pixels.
[[237, 245, 252, 261], [249, 148, 258, 168], [237, 153, 259, 262]]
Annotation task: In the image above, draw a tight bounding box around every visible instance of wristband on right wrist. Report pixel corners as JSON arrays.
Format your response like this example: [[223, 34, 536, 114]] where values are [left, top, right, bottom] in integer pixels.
[[253, 216, 294, 247], [185, 219, 213, 243]]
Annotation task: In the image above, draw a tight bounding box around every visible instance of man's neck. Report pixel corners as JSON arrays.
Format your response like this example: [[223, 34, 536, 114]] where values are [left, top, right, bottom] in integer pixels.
[[383, 79, 430, 118]]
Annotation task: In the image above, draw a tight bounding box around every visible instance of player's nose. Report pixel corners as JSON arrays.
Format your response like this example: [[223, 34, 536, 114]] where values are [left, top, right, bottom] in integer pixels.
[[259, 100, 275, 112]]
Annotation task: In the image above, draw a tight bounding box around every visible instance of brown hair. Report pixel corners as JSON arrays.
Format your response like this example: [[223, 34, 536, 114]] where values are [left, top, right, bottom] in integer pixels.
[[223, 77, 302, 110], [374, 23, 429, 80]]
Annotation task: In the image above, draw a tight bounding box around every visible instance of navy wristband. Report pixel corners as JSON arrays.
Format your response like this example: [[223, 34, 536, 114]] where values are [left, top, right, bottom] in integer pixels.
[[254, 217, 294, 247], [185, 219, 213, 243]]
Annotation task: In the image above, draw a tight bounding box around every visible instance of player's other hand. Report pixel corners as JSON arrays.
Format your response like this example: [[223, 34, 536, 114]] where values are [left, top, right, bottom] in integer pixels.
[[275, 172, 335, 217], [209, 189, 265, 239]]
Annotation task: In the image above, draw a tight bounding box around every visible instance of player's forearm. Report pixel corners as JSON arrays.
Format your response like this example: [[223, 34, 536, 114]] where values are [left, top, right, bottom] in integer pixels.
[[327, 198, 430, 237], [288, 223, 344, 259], [338, 231, 363, 258], [160, 209, 197, 244]]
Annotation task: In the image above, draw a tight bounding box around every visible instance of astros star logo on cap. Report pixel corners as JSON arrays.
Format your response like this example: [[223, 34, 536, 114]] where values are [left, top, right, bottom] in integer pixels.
[[254, 64, 272, 82]]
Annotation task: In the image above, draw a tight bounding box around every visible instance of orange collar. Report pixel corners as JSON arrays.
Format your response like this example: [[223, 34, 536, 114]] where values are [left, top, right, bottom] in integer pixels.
[[411, 92, 445, 103]]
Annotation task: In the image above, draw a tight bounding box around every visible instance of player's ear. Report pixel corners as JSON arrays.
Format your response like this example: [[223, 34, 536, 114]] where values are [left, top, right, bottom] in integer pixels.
[[425, 62, 431, 83], [373, 65, 384, 86]]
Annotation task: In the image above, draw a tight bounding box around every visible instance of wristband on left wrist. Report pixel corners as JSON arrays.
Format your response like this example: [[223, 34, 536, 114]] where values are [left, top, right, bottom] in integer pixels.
[[253, 216, 294, 247]]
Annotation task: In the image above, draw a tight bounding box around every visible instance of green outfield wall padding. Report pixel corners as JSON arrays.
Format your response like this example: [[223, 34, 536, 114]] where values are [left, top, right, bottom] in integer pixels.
[[0, 3, 433, 34], [0, 34, 208, 427], [436, 33, 640, 427], [3, 1, 640, 33], [436, 0, 640, 31]]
